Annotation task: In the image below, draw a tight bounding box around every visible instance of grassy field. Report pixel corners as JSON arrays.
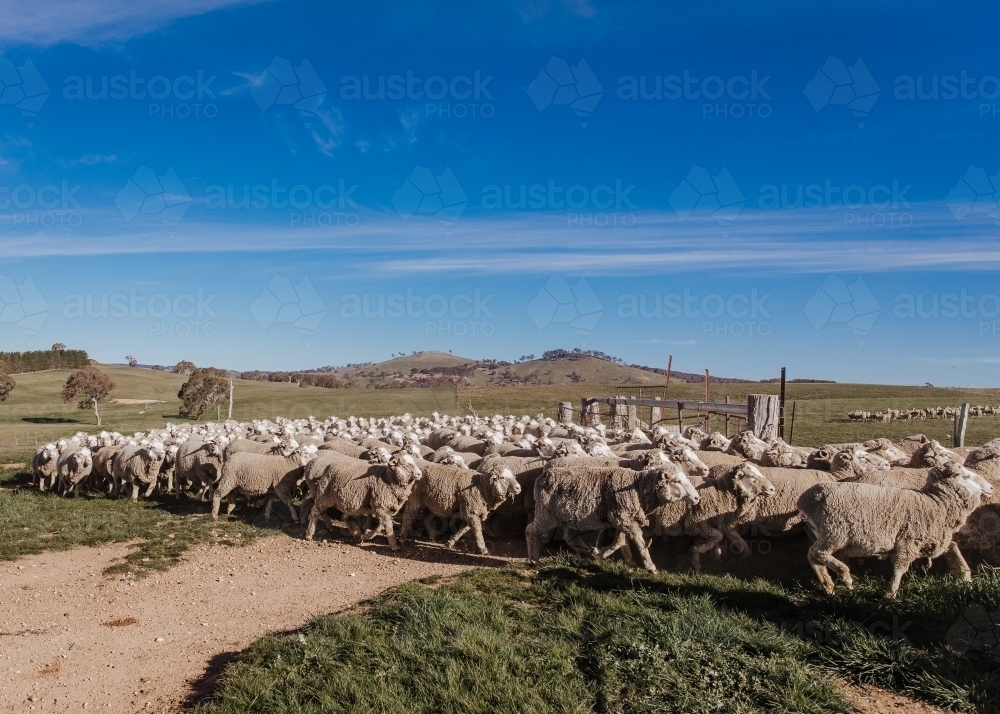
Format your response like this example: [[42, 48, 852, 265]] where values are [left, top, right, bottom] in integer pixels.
[[193, 556, 1000, 714]]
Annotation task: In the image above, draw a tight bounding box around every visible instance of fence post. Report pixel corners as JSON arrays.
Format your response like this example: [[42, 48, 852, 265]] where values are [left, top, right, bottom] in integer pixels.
[[954, 402, 970, 447], [724, 396, 730, 437], [747, 394, 780, 441], [611, 402, 626, 430], [778, 367, 786, 439], [650, 397, 662, 427], [626, 405, 638, 430], [585, 401, 602, 427], [558, 402, 573, 425]]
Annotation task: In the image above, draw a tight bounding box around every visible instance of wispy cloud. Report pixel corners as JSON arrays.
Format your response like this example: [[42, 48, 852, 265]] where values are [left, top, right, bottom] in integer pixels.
[[0, 0, 270, 47], [58, 154, 118, 168]]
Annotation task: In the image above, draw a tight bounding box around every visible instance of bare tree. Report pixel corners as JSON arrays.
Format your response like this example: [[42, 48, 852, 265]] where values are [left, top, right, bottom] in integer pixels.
[[126, 355, 138, 368]]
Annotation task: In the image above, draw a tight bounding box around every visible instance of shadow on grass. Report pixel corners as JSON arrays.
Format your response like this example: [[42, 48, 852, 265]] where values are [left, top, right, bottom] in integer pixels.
[[21, 416, 81, 424]]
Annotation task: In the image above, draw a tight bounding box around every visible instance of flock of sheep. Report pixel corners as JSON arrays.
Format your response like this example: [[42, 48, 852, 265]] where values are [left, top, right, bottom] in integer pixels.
[[29, 411, 999, 597], [847, 405, 1000, 422]]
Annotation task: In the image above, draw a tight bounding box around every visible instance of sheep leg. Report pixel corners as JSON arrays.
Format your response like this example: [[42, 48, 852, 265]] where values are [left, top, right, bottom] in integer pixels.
[[398, 504, 416, 545], [806, 543, 851, 594], [366, 514, 398, 550], [298, 497, 314, 528], [131, 484, 140, 503], [622, 522, 657, 573], [304, 502, 323, 540], [525, 514, 558, 562], [225, 494, 237, 515], [470, 518, 489, 554], [886, 549, 919, 598], [143, 480, 156, 498], [723, 528, 751, 556], [942, 542, 972, 582], [690, 528, 724, 572], [262, 496, 276, 520]]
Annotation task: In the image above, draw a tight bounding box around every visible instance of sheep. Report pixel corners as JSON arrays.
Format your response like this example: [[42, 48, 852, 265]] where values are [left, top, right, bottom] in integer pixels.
[[798, 461, 994, 597], [727, 465, 836, 543], [31, 444, 59, 492], [727, 430, 770, 462], [861, 438, 911, 466], [304, 451, 423, 549], [212, 444, 318, 521], [682, 463, 776, 570], [527, 462, 700, 573], [472, 453, 550, 517], [761, 439, 812, 468], [426, 428, 459, 449], [956, 439, 1000, 555], [445, 434, 501, 456], [113, 443, 167, 502], [319, 437, 368, 459], [174, 438, 227, 498], [224, 437, 281, 460], [55, 446, 93, 497], [399, 463, 520, 553]]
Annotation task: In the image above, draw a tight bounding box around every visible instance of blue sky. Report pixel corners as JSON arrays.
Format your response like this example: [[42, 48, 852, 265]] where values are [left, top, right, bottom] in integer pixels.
[[0, 0, 999, 384]]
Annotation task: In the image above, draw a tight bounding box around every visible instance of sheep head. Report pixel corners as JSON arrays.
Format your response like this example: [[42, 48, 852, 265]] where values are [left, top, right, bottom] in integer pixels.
[[586, 440, 616, 458], [862, 438, 909, 466], [930, 460, 994, 499], [763, 440, 807, 468], [296, 444, 320, 466], [727, 431, 768, 461], [807, 446, 836, 471], [485, 467, 521, 501], [365, 447, 393, 465], [915, 440, 960, 467], [732, 463, 775, 499], [665, 446, 710, 479], [632, 449, 672, 470], [650, 464, 699, 506], [831, 447, 890, 477], [703, 432, 731, 452], [438, 451, 469, 469], [965, 439, 1000, 475], [388, 452, 422, 485], [553, 440, 587, 458]]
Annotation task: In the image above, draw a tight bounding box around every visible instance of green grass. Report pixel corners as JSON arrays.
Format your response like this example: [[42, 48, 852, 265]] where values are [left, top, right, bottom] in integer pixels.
[[0, 464, 262, 577], [193, 557, 1000, 714]]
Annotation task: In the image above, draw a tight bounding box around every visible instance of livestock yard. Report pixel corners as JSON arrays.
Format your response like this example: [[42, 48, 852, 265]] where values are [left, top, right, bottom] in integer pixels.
[[2, 364, 999, 713]]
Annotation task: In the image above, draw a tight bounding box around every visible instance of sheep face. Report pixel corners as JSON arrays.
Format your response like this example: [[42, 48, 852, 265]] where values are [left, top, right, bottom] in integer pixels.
[[763, 441, 804, 468], [916, 440, 960, 467], [389, 452, 422, 485], [666, 446, 709, 479], [931, 461, 995, 498], [703, 432, 731, 452], [653, 466, 699, 506], [586, 441, 616, 458], [807, 446, 836, 470], [728, 431, 768, 461], [365, 447, 392, 465], [488, 467, 521, 500], [863, 438, 909, 465], [297, 444, 320, 466], [733, 463, 775, 499], [633, 449, 671, 469], [551, 440, 586, 458], [833, 447, 890, 475], [439, 452, 469, 469]]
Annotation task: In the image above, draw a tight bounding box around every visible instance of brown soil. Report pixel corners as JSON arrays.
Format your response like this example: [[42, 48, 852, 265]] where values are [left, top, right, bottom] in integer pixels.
[[0, 534, 503, 713], [838, 681, 949, 713]]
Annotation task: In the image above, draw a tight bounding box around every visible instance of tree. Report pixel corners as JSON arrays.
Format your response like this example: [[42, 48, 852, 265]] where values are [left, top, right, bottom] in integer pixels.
[[151, 365, 164, 371], [173, 360, 196, 376], [126, 354, 138, 368], [62, 365, 115, 425], [177, 367, 229, 420], [0, 372, 15, 403], [51, 343, 66, 352]]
